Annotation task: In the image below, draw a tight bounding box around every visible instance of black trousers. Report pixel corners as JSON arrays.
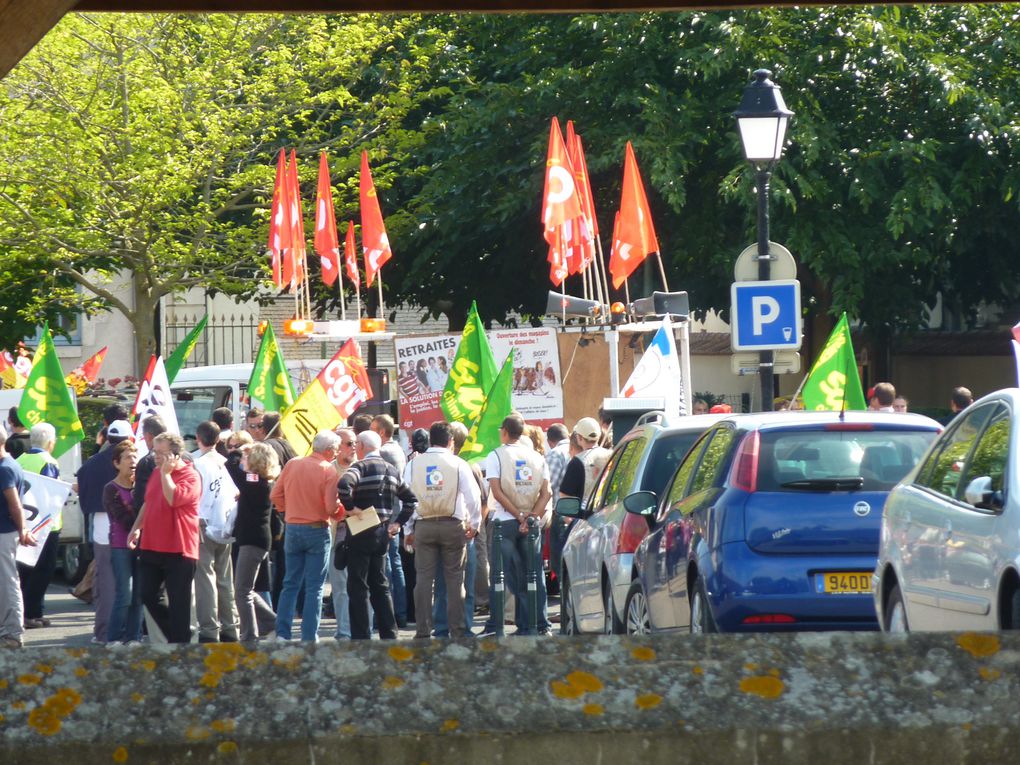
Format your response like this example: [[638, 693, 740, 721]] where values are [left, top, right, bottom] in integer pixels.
[[139, 550, 196, 643], [346, 525, 397, 640], [18, 530, 60, 620]]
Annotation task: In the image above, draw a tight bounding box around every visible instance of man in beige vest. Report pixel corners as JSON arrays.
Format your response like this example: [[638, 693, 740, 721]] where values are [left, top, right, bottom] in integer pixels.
[[404, 421, 480, 639], [479, 413, 552, 636]]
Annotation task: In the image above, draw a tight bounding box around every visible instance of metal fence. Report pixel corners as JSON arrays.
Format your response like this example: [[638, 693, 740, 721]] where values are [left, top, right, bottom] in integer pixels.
[[164, 313, 260, 368]]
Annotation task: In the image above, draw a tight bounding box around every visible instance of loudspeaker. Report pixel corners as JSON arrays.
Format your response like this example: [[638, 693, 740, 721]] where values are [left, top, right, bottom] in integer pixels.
[[546, 291, 602, 319], [630, 291, 689, 319], [366, 367, 389, 404]]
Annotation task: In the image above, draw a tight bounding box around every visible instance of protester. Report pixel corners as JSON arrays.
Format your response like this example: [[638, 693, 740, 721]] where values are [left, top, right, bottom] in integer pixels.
[[450, 421, 490, 613], [259, 410, 295, 609], [404, 421, 480, 639], [942, 386, 974, 425], [868, 382, 896, 412], [129, 432, 201, 644], [261, 411, 297, 466], [351, 414, 373, 435], [102, 441, 143, 644], [328, 427, 357, 640], [244, 408, 264, 436], [270, 430, 345, 642], [338, 430, 418, 641], [233, 442, 280, 642], [16, 423, 62, 630], [558, 417, 611, 509], [212, 407, 234, 455], [544, 423, 571, 583], [479, 414, 552, 636], [893, 396, 909, 413], [5, 408, 30, 459], [371, 414, 409, 627], [131, 416, 167, 514], [193, 421, 240, 643], [410, 428, 430, 456], [693, 398, 709, 415], [0, 428, 35, 648]]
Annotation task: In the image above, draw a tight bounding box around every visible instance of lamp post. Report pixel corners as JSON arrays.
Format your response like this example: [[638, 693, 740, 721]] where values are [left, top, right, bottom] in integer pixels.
[[734, 69, 793, 412]]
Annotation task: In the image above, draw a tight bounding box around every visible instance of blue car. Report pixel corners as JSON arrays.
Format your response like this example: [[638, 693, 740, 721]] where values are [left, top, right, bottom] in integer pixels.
[[622, 411, 941, 633]]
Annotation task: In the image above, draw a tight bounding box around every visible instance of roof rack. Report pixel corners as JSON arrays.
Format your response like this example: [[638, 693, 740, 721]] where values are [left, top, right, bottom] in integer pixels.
[[634, 410, 666, 428]]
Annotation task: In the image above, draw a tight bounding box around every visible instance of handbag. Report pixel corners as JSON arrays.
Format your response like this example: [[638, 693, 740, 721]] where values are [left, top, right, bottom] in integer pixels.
[[332, 523, 350, 570]]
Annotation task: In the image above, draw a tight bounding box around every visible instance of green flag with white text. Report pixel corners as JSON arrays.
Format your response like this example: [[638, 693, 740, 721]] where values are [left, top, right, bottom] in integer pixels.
[[800, 313, 867, 412], [459, 350, 515, 465], [18, 324, 85, 458], [441, 301, 498, 428], [247, 323, 296, 413], [164, 314, 207, 383]]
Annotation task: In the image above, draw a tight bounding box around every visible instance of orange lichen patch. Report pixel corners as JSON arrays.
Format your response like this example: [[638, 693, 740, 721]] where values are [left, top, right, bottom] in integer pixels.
[[271, 654, 303, 671], [635, 693, 663, 710], [204, 644, 243, 673], [27, 707, 61, 736], [768, 668, 781, 677], [744, 663, 758, 671], [550, 680, 585, 699], [132, 660, 156, 672], [35, 663, 54, 675], [739, 675, 785, 699], [441, 719, 459, 732], [382, 676, 405, 690], [199, 672, 221, 688], [565, 671, 603, 693], [962, 723, 973, 731], [18, 674, 42, 685], [131, 693, 145, 704], [65, 648, 87, 658], [956, 633, 1000, 659], [46, 688, 82, 717], [0, 678, 8, 689], [692, 666, 703, 676], [211, 719, 237, 733], [478, 639, 500, 652], [630, 647, 656, 662], [186, 725, 211, 741], [216, 741, 238, 755], [12, 701, 25, 710], [74, 667, 89, 678], [387, 646, 414, 662], [240, 651, 268, 670], [582, 703, 604, 716], [112, 746, 129, 762], [339, 724, 358, 735], [979, 667, 1002, 681]]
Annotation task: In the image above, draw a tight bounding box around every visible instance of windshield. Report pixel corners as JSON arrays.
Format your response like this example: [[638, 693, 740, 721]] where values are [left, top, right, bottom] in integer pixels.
[[640, 431, 703, 496]]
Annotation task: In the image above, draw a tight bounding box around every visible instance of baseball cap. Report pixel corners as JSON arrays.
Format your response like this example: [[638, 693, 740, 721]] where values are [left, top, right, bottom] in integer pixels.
[[107, 420, 134, 440], [572, 417, 601, 441]]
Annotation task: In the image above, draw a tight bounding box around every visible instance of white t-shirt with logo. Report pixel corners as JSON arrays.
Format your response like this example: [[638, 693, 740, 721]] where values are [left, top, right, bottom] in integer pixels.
[[484, 443, 550, 523]]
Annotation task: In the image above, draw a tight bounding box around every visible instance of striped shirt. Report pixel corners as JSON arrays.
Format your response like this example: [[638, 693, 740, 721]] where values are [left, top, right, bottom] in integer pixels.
[[337, 453, 418, 526]]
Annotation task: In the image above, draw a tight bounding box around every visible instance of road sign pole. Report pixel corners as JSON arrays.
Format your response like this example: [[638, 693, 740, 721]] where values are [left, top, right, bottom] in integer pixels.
[[756, 167, 774, 412]]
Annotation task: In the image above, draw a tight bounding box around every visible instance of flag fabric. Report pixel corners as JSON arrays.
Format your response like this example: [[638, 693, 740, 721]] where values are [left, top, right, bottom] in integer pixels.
[[621, 316, 686, 416], [360, 151, 392, 288], [280, 339, 373, 455], [801, 313, 867, 412], [281, 150, 307, 289], [458, 351, 515, 465], [314, 152, 341, 286], [65, 346, 108, 395], [132, 355, 180, 458], [17, 324, 85, 458], [0, 353, 27, 389], [343, 220, 359, 286], [542, 117, 582, 286], [164, 315, 207, 384], [609, 142, 659, 289], [248, 323, 296, 413], [566, 121, 597, 274], [267, 149, 288, 288], [441, 301, 499, 427], [15, 473, 72, 568]]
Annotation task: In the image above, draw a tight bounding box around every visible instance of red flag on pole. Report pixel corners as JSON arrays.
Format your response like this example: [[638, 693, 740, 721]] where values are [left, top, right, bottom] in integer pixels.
[[267, 149, 288, 288], [541, 118, 582, 286], [343, 221, 359, 286], [78, 347, 108, 382], [284, 150, 307, 289], [314, 152, 341, 286], [360, 151, 392, 288], [609, 142, 659, 289], [567, 123, 598, 272]]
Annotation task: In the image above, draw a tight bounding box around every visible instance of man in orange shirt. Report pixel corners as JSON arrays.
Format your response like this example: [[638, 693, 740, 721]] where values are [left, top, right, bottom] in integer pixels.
[[269, 430, 345, 642]]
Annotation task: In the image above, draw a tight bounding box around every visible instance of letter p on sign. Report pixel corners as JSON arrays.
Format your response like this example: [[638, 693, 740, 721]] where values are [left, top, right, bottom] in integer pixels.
[[751, 296, 780, 336], [730, 279, 802, 352]]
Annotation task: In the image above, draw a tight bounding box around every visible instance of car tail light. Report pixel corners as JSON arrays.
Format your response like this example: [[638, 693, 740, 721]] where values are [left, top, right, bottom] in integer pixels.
[[730, 430, 760, 493], [616, 512, 649, 555], [824, 423, 874, 431], [742, 614, 796, 624]]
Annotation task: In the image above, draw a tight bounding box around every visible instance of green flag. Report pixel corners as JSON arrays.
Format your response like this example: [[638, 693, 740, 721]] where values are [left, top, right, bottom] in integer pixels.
[[800, 313, 867, 412], [247, 323, 296, 413], [441, 300, 498, 427], [164, 314, 208, 383], [459, 350, 515, 465], [18, 324, 85, 458]]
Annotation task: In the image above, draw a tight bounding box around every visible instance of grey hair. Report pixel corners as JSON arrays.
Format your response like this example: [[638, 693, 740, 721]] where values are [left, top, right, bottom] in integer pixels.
[[311, 430, 341, 454], [29, 422, 57, 449], [356, 430, 381, 452]]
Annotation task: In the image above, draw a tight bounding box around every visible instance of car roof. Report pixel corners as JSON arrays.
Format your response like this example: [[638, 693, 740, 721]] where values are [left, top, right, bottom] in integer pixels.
[[621, 412, 728, 442], [970, 387, 1020, 409], [171, 359, 334, 386], [713, 410, 943, 432]]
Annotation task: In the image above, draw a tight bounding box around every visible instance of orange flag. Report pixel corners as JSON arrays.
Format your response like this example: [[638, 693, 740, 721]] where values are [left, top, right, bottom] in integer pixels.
[[360, 151, 392, 288], [267, 149, 288, 288], [314, 152, 341, 286], [343, 221, 359, 286], [567, 123, 598, 273], [542, 118, 582, 286], [283, 150, 307, 289], [79, 347, 108, 382], [546, 227, 568, 287], [609, 142, 659, 289]]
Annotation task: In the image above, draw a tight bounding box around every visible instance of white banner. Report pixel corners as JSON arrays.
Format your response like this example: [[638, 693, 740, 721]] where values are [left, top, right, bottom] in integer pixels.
[[132, 355, 180, 457], [16, 473, 72, 568]]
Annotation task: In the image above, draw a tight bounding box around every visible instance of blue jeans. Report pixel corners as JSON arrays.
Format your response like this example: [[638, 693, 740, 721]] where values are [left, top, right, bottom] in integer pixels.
[[483, 519, 549, 634], [384, 536, 407, 622], [275, 524, 330, 642], [433, 538, 476, 637], [108, 547, 143, 643]]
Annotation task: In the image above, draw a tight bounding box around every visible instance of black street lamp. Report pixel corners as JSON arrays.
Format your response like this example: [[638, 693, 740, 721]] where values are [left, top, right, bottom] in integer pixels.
[[734, 68, 793, 412]]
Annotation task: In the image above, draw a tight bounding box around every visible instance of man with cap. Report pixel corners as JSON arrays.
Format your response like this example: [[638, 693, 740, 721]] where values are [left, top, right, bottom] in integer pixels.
[[557, 417, 611, 509]]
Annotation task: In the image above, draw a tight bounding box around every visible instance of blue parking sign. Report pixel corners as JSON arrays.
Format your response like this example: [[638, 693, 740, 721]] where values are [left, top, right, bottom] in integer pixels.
[[730, 280, 802, 351]]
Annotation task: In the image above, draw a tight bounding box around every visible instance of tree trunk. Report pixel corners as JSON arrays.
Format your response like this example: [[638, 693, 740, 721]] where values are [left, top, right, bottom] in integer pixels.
[[131, 283, 159, 377]]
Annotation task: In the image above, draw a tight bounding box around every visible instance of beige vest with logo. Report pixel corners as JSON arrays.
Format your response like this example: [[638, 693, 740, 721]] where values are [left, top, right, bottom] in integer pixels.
[[496, 444, 545, 514], [410, 451, 461, 519], [579, 446, 612, 504]]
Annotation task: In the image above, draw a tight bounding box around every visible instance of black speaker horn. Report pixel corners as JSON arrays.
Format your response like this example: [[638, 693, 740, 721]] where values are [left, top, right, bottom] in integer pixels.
[[546, 291, 603, 319]]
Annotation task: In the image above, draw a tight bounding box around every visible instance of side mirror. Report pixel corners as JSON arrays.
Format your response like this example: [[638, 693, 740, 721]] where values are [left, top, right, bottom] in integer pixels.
[[556, 497, 582, 518], [623, 491, 657, 516], [964, 476, 1003, 510]]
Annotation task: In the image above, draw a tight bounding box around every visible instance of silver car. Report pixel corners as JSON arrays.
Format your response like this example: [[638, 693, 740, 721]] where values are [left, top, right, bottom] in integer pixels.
[[556, 413, 722, 634], [874, 388, 1020, 631]]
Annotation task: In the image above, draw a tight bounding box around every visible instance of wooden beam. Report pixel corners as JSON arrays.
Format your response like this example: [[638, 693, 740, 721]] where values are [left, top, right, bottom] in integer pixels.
[[0, 0, 75, 79], [71, 0, 872, 11]]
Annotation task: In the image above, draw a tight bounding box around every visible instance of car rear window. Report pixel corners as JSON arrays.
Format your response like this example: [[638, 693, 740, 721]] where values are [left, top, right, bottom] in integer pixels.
[[757, 428, 938, 492], [640, 431, 703, 495]]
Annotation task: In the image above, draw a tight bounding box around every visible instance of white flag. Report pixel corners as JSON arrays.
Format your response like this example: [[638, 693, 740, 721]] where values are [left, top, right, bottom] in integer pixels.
[[621, 315, 686, 417], [16, 473, 72, 567], [131, 355, 180, 457]]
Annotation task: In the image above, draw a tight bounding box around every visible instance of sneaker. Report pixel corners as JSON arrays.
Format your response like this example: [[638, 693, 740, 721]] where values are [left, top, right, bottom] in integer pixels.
[[24, 619, 45, 629], [90, 637, 105, 645], [537, 627, 553, 637], [477, 627, 499, 638], [0, 636, 23, 649]]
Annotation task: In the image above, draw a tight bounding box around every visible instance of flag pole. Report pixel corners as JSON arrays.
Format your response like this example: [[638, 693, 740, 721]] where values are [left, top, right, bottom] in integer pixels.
[[377, 273, 386, 321], [594, 236, 612, 309], [789, 371, 810, 409], [654, 250, 670, 292], [337, 265, 347, 321]]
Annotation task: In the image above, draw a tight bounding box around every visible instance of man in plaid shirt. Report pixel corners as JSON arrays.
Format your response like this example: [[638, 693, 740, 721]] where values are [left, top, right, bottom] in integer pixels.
[[338, 430, 418, 640], [544, 424, 571, 584]]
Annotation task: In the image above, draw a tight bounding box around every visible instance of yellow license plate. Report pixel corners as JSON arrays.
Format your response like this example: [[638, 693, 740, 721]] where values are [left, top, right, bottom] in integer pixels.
[[817, 571, 872, 594]]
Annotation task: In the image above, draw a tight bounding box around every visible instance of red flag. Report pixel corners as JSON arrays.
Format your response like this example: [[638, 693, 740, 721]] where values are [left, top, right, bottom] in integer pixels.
[[546, 227, 568, 286], [267, 149, 288, 288], [567, 123, 598, 272], [79, 347, 108, 382], [360, 151, 392, 288], [343, 221, 359, 286], [542, 118, 581, 285], [314, 152, 341, 286], [284, 150, 307, 289], [609, 142, 659, 289]]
